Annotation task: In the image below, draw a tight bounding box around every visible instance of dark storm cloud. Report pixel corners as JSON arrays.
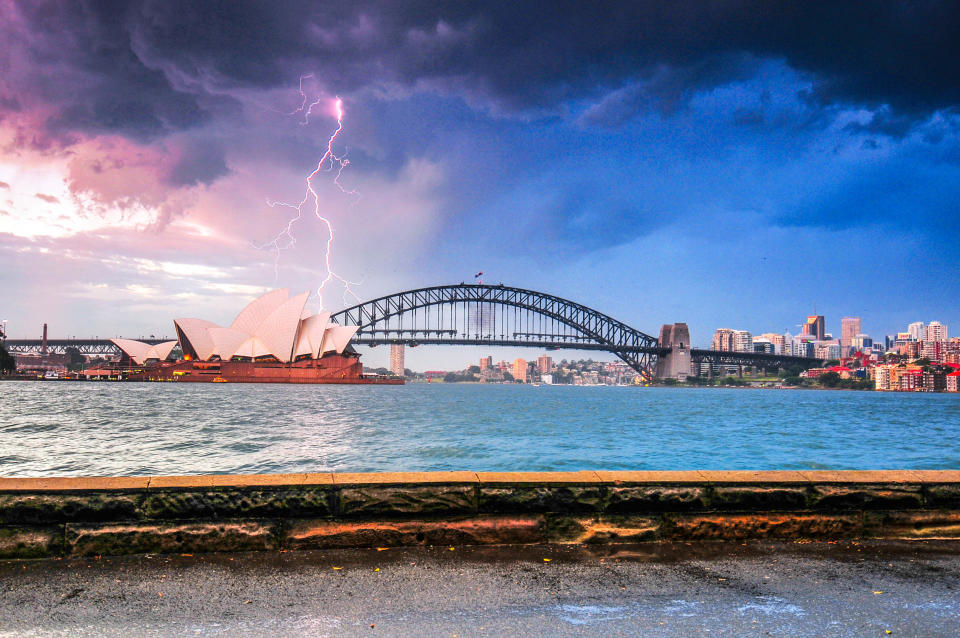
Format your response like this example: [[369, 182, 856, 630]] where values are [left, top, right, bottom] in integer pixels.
[[166, 140, 230, 187], [4, 0, 960, 140]]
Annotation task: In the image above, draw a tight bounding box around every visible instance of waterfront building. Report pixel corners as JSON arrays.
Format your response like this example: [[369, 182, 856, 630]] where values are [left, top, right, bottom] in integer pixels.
[[874, 365, 894, 391], [712, 328, 735, 351], [753, 338, 775, 354], [922, 371, 947, 392], [107, 289, 377, 384], [389, 344, 405, 377], [840, 317, 861, 349], [479, 356, 492, 371], [537, 354, 553, 374], [791, 334, 817, 358], [512, 358, 528, 382], [925, 321, 948, 342], [851, 334, 873, 352], [899, 370, 922, 391], [920, 340, 944, 362], [759, 333, 785, 354], [947, 372, 960, 392], [908, 322, 925, 341], [815, 342, 842, 360], [803, 315, 825, 341], [733, 330, 753, 353]]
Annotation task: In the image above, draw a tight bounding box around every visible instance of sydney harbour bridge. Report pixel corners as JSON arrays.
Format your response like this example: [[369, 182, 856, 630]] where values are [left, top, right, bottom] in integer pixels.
[[4, 283, 820, 378]]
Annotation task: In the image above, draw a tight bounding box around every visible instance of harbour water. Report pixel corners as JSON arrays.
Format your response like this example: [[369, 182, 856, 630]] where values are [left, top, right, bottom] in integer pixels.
[[1, 382, 958, 477]]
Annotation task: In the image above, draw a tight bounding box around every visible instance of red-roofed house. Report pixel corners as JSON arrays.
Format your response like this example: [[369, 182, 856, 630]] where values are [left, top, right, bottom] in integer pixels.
[[947, 371, 960, 393]]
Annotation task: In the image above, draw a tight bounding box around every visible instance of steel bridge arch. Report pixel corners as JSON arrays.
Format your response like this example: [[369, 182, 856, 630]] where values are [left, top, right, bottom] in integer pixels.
[[328, 283, 662, 377]]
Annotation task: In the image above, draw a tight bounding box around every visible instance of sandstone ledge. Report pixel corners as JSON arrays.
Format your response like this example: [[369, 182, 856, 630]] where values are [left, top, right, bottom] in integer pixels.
[[1, 470, 958, 557]]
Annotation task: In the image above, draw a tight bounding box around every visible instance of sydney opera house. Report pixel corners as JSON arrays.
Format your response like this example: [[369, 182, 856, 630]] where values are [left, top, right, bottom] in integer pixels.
[[109, 289, 399, 384]]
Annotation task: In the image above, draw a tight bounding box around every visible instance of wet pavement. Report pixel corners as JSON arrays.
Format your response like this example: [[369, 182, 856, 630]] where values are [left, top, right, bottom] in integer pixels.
[[1, 541, 958, 637]]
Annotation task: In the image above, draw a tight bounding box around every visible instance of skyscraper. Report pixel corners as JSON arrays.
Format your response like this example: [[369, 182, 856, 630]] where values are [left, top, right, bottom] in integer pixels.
[[389, 344, 405, 377], [803, 315, 825, 341], [840, 317, 861, 349], [512, 358, 528, 382], [537, 354, 553, 373], [733, 330, 753, 353], [925, 321, 948, 342], [908, 322, 925, 341], [712, 328, 735, 351]]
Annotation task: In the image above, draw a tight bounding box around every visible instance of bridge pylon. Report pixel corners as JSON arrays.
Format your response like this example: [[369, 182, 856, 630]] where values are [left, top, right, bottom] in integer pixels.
[[654, 323, 691, 380]]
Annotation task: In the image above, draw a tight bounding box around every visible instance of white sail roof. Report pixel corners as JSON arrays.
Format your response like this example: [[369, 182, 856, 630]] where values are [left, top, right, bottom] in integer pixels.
[[168, 289, 359, 362], [253, 291, 310, 363], [230, 288, 289, 335], [207, 327, 250, 360], [322, 324, 360, 355], [293, 312, 331, 358], [233, 336, 272, 359], [173, 318, 220, 361], [111, 339, 178, 365]]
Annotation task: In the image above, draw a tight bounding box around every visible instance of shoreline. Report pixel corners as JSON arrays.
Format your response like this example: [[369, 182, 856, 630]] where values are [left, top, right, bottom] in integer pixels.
[[2, 470, 958, 559]]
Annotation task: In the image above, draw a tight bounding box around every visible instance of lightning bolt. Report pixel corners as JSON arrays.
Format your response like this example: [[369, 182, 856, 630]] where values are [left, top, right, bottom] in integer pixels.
[[259, 76, 361, 309]]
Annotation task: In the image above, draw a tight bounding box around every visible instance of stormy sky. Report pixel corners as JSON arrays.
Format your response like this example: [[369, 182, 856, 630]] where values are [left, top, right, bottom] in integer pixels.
[[2, 1, 958, 368]]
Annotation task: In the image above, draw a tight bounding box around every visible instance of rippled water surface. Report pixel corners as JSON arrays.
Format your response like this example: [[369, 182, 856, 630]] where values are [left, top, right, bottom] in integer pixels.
[[1, 382, 958, 476]]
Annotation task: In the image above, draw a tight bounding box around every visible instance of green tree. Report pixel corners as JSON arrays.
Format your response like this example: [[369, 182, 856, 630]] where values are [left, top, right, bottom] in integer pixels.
[[65, 347, 85, 371], [818, 371, 842, 387], [502, 371, 514, 382], [0, 343, 14, 374], [824, 359, 841, 367], [467, 365, 481, 374], [663, 377, 678, 386]]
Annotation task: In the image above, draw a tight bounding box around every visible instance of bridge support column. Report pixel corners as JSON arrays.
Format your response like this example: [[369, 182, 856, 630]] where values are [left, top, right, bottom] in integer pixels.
[[654, 323, 691, 381]]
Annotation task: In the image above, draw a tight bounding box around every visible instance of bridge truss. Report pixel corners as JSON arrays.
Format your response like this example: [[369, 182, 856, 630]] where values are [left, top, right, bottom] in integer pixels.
[[3, 338, 172, 356], [329, 284, 664, 378]]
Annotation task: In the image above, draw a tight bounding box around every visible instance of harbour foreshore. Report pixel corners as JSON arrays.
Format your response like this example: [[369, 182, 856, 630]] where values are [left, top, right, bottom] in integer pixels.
[[1, 470, 958, 558]]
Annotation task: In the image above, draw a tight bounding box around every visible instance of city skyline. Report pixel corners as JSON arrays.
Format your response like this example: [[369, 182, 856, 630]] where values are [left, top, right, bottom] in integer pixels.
[[1, 2, 959, 371]]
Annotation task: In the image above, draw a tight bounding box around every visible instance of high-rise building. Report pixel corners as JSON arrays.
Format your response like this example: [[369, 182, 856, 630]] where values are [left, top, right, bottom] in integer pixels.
[[512, 358, 528, 382], [389, 344, 405, 377], [479, 356, 493, 371], [840, 317, 861, 348], [851, 334, 873, 352], [733, 330, 753, 353], [712, 328, 735, 351], [753, 338, 775, 354], [925, 321, 948, 342], [536, 354, 553, 374], [760, 333, 785, 354], [908, 322, 925, 341], [802, 315, 825, 341]]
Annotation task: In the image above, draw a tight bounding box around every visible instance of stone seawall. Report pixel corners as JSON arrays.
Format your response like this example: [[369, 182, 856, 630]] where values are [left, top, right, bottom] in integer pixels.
[[1, 471, 959, 558]]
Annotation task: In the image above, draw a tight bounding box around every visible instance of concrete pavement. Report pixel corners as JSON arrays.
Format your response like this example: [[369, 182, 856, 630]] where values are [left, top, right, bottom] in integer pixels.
[[1, 541, 958, 637]]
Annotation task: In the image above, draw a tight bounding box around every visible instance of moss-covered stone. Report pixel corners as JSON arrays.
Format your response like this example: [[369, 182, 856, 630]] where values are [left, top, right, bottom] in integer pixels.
[[0, 525, 63, 559], [810, 485, 923, 510], [0, 493, 141, 524], [665, 513, 863, 540], [924, 484, 960, 509], [710, 486, 809, 510], [865, 510, 960, 539], [286, 515, 544, 549], [65, 520, 278, 556], [479, 486, 603, 513], [139, 488, 333, 520], [605, 486, 707, 512], [339, 486, 476, 517]]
